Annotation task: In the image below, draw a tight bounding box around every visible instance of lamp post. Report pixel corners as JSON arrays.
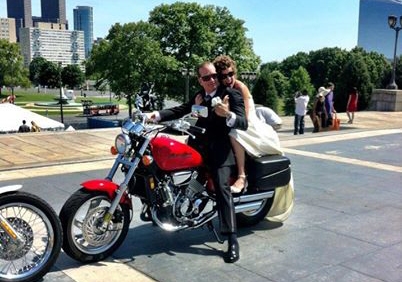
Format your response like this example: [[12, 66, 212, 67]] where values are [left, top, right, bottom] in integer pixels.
[[240, 72, 257, 90], [10, 57, 17, 96], [58, 62, 64, 124], [387, 15, 402, 90], [181, 68, 194, 102]]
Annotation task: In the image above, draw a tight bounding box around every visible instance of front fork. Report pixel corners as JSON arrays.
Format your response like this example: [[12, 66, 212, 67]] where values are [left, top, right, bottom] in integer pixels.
[[0, 213, 25, 246], [99, 139, 150, 232]]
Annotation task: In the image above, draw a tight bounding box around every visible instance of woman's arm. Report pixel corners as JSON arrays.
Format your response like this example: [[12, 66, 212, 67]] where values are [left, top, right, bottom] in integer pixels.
[[234, 80, 251, 120]]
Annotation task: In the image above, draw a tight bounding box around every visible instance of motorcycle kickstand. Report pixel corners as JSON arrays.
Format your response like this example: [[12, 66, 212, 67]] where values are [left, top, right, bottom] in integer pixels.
[[207, 222, 224, 244]]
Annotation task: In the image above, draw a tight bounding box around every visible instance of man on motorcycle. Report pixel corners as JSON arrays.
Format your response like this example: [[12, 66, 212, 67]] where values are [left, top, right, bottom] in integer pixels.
[[147, 61, 248, 263]]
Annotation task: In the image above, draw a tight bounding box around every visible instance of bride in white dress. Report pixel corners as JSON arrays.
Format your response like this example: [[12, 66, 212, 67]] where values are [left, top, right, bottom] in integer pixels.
[[213, 55, 282, 193]]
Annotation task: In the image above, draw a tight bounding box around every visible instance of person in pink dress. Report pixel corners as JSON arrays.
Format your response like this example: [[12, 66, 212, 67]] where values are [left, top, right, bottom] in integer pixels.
[[346, 87, 358, 124]]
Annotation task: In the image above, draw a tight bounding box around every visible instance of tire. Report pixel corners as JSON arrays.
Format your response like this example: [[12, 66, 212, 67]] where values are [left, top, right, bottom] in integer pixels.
[[59, 189, 130, 263], [236, 196, 274, 227], [0, 192, 62, 282]]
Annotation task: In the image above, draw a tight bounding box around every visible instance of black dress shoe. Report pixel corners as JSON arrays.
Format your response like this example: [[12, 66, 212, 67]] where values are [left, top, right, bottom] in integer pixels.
[[223, 241, 239, 263]]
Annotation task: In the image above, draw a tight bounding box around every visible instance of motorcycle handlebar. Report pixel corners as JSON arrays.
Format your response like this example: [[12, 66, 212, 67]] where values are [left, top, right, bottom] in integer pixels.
[[189, 125, 206, 134]]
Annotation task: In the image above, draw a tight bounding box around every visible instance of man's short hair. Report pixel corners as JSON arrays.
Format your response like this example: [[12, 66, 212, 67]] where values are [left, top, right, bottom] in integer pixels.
[[197, 61, 213, 77]]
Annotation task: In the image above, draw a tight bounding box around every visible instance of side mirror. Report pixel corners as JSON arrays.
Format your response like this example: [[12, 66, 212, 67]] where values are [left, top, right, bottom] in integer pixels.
[[191, 105, 208, 118]]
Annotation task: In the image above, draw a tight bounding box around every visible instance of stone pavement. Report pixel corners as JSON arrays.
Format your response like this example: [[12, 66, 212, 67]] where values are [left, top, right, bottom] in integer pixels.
[[0, 111, 401, 174], [0, 110, 401, 282]]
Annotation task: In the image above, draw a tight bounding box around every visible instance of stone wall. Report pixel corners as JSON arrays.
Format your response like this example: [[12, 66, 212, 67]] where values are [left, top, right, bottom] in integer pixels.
[[370, 89, 402, 111]]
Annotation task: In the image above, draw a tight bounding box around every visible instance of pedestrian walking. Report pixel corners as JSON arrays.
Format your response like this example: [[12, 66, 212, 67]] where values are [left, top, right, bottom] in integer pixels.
[[346, 87, 358, 124]]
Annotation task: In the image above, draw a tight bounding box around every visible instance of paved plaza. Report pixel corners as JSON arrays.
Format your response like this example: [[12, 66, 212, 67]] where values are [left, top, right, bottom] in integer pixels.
[[0, 111, 401, 281]]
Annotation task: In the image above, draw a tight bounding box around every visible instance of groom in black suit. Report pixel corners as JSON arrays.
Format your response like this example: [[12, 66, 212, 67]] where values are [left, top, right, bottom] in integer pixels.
[[147, 61, 247, 263]]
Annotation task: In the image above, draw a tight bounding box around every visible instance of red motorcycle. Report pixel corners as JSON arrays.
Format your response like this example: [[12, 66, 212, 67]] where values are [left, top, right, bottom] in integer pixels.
[[59, 106, 293, 263]]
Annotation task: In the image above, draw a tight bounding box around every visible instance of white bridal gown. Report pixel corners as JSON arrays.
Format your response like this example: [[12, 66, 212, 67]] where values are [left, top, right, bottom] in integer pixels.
[[229, 97, 283, 157], [230, 97, 293, 223]]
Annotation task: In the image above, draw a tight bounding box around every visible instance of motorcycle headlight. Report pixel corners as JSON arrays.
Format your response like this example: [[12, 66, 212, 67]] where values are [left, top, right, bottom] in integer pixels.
[[115, 133, 131, 154], [121, 118, 145, 137]]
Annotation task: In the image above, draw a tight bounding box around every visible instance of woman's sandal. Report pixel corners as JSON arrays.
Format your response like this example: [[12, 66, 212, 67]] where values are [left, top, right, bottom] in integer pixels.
[[230, 175, 248, 193]]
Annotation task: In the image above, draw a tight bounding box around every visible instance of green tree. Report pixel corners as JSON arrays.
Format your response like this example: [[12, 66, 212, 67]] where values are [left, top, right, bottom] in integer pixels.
[[39, 60, 60, 88], [270, 70, 289, 98], [352, 48, 390, 89], [260, 61, 281, 73], [252, 71, 279, 112], [0, 39, 30, 95], [29, 56, 48, 89], [264, 47, 394, 111], [86, 21, 176, 117], [279, 51, 310, 78], [307, 47, 349, 88], [284, 66, 314, 115], [336, 52, 373, 111], [149, 2, 260, 101], [62, 64, 85, 89]]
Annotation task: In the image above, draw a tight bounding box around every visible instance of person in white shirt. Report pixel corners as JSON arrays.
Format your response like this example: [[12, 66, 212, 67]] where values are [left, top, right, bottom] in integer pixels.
[[255, 105, 282, 131], [294, 90, 310, 135]]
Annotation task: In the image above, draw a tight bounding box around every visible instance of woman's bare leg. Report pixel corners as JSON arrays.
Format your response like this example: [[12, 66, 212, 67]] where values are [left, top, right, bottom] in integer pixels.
[[230, 137, 247, 192]]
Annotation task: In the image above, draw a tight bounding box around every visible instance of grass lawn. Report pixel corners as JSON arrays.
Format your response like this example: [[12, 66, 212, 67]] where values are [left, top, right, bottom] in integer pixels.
[[1, 90, 126, 116]]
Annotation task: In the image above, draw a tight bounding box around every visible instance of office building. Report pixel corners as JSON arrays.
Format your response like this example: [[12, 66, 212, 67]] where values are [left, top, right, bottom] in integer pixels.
[[358, 0, 402, 59], [73, 6, 94, 58], [19, 27, 85, 70], [40, 0, 67, 25], [33, 21, 66, 30], [6, 0, 32, 41], [0, 18, 17, 43]]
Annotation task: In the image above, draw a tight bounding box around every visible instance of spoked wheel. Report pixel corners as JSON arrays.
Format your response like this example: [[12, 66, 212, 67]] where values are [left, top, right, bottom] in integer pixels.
[[236, 196, 274, 227], [59, 189, 130, 263], [0, 192, 62, 282]]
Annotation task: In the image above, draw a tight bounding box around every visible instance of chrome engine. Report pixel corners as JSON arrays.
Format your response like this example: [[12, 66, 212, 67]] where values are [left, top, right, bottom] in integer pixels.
[[151, 171, 213, 231]]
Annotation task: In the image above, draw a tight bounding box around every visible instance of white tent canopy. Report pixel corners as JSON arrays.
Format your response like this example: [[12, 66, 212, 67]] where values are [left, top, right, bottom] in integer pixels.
[[0, 103, 65, 133]]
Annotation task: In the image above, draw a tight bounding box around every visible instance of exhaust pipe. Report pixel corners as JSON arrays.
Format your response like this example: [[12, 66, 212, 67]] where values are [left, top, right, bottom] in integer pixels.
[[235, 201, 264, 213], [234, 190, 274, 204], [151, 208, 188, 232]]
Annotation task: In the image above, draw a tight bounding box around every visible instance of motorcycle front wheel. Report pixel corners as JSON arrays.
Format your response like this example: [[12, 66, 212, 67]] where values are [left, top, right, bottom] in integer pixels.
[[0, 192, 62, 282], [59, 189, 130, 263], [236, 196, 274, 227]]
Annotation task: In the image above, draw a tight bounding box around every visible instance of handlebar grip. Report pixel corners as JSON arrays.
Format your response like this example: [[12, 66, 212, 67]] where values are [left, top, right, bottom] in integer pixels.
[[189, 125, 206, 134]]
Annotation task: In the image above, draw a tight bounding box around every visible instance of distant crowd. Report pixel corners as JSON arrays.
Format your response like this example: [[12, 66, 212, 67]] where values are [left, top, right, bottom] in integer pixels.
[[294, 83, 358, 134]]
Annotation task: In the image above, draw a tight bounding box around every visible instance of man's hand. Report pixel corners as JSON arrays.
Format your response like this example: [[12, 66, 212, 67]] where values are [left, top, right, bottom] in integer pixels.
[[214, 95, 230, 117], [145, 111, 158, 122], [195, 93, 204, 105]]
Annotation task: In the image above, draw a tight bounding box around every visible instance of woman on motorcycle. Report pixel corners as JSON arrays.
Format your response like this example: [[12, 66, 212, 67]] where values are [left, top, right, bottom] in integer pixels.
[[212, 55, 283, 193]]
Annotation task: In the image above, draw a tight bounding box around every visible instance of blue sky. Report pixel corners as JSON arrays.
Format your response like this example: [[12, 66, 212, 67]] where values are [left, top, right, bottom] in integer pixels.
[[1, 0, 360, 63]]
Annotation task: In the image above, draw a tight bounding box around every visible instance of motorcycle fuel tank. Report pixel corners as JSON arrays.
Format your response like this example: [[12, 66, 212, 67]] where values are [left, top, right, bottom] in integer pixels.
[[151, 136, 202, 171]]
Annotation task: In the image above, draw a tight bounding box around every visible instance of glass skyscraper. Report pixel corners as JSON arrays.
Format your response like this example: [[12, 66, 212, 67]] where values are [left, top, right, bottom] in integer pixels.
[[358, 0, 402, 59], [73, 6, 94, 58]]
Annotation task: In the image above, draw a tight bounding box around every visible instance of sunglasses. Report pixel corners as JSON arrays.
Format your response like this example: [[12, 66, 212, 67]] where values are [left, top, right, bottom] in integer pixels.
[[200, 73, 218, 82], [219, 71, 235, 80]]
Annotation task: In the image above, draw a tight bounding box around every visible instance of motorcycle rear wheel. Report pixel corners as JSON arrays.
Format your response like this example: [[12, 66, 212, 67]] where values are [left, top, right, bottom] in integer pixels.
[[59, 189, 130, 263], [0, 192, 62, 282], [236, 196, 274, 227]]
